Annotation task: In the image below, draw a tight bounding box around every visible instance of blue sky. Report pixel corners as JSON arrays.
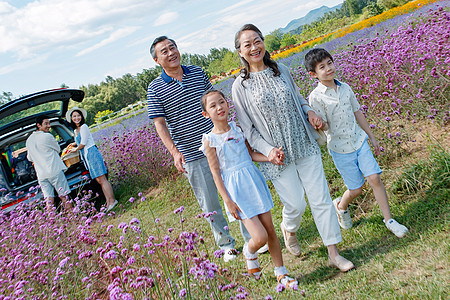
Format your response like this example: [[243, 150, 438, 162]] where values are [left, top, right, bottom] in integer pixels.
[[0, 0, 342, 98]]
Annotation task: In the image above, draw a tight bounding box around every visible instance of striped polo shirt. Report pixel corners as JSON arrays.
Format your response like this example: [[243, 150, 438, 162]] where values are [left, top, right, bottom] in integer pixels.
[[147, 65, 213, 163]]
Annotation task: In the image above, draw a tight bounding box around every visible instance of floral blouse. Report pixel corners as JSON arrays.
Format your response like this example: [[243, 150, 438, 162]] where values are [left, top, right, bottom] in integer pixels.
[[247, 68, 320, 179]]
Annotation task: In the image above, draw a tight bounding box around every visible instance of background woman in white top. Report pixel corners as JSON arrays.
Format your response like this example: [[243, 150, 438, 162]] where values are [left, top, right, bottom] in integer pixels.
[[67, 107, 118, 212]]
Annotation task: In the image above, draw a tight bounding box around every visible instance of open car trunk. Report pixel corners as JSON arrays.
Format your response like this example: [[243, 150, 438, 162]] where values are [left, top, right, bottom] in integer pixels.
[[0, 119, 90, 211], [0, 89, 96, 212]]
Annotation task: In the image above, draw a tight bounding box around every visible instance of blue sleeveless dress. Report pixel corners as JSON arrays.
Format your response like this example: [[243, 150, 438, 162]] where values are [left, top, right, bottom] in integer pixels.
[[75, 134, 107, 179], [200, 122, 274, 222]]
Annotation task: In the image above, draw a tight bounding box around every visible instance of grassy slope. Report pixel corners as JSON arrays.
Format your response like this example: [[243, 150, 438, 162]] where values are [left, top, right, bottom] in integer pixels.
[[109, 123, 448, 299]]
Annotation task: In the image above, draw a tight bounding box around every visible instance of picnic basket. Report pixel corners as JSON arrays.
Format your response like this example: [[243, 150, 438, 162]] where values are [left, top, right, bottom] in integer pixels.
[[61, 145, 81, 167]]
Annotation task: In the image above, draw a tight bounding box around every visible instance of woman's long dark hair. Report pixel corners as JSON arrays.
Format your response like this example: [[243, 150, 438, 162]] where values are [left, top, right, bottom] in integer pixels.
[[234, 24, 280, 83], [68, 110, 86, 129]]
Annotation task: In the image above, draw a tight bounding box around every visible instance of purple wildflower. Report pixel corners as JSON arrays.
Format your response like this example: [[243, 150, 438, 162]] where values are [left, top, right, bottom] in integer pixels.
[[127, 256, 136, 265], [276, 283, 285, 292], [179, 288, 187, 298]]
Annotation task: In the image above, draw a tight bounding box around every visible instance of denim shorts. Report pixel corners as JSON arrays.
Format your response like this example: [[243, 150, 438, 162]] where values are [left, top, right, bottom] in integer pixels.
[[330, 139, 382, 190], [39, 171, 70, 198]]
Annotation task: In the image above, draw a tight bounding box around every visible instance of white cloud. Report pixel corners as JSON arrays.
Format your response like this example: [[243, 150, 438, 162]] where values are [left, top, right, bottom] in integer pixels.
[[176, 0, 334, 56], [177, 1, 283, 54], [105, 55, 151, 79], [0, 0, 163, 58], [0, 54, 48, 75], [293, 1, 322, 12], [0, 1, 14, 14], [153, 11, 179, 26], [202, 0, 254, 18], [76, 26, 139, 56]]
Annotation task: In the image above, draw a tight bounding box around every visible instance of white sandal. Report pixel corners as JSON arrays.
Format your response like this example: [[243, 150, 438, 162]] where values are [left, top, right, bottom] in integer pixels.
[[246, 256, 261, 279], [244, 243, 261, 279], [277, 274, 298, 289]]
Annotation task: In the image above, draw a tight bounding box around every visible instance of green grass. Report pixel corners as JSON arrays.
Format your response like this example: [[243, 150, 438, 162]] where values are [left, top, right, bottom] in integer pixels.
[[106, 145, 448, 299]]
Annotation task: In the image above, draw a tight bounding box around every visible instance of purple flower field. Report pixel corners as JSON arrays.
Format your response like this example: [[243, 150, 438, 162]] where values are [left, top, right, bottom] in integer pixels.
[[0, 197, 260, 299], [99, 124, 174, 189], [91, 110, 148, 143], [217, 3, 449, 157]]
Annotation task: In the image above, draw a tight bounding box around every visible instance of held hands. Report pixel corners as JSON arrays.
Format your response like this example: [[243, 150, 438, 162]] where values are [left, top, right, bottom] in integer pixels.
[[68, 143, 78, 153], [268, 147, 285, 165], [307, 110, 325, 130], [226, 200, 242, 220], [173, 150, 187, 173], [369, 136, 381, 156]]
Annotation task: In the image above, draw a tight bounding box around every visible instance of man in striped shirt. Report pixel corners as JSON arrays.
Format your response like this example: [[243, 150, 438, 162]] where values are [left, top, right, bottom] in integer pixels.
[[147, 36, 241, 262]]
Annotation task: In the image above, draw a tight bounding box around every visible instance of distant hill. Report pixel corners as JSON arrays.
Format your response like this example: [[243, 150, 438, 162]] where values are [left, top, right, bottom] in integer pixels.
[[280, 4, 343, 34]]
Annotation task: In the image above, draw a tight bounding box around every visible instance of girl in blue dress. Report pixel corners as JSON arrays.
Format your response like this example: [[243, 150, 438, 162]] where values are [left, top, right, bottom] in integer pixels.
[[200, 90, 298, 289], [66, 107, 118, 212]]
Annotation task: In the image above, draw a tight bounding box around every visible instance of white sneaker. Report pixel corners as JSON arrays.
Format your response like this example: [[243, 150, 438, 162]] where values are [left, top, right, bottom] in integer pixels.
[[333, 197, 353, 229], [223, 249, 238, 262], [384, 218, 408, 238]]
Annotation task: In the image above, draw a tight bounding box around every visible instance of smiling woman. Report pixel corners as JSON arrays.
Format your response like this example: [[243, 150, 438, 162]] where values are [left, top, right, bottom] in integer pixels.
[[67, 107, 118, 212], [234, 24, 280, 81], [232, 23, 355, 272]]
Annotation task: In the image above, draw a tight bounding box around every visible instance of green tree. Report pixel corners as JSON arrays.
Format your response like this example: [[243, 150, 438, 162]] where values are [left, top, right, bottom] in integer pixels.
[[137, 67, 162, 91], [341, 0, 361, 16], [115, 73, 146, 108], [80, 83, 100, 98], [0, 91, 13, 103], [78, 73, 146, 124], [264, 34, 281, 53], [280, 33, 297, 48], [365, 2, 384, 17], [208, 59, 222, 75], [181, 53, 208, 69], [264, 29, 283, 53], [208, 48, 230, 62], [377, 0, 408, 10], [221, 51, 241, 72], [208, 51, 240, 75]]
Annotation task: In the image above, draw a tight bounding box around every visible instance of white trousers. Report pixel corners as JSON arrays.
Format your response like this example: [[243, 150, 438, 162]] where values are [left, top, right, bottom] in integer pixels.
[[271, 154, 342, 246]]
